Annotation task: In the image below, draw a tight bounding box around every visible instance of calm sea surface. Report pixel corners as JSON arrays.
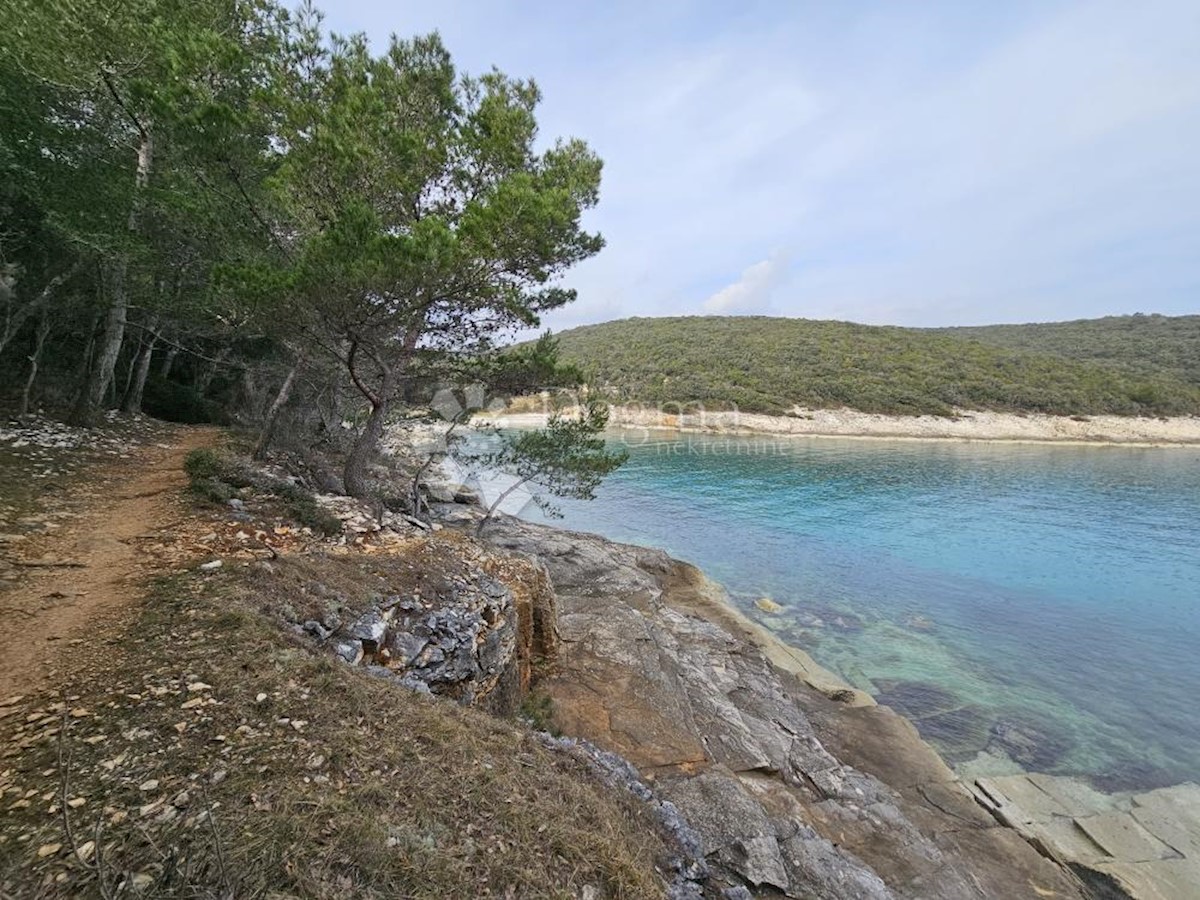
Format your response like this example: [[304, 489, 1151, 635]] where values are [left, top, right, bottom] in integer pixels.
[[511, 429, 1200, 789]]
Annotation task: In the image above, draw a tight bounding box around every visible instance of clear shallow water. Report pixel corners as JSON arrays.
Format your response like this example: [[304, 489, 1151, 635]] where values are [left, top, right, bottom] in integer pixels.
[[514, 429, 1200, 790]]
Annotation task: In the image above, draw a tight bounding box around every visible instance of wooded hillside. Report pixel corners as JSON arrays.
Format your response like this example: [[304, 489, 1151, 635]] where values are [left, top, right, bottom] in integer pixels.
[[937, 314, 1200, 387], [548, 316, 1200, 417]]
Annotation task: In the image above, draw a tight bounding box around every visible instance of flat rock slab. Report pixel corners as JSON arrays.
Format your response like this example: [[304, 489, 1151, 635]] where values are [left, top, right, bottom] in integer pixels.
[[974, 774, 1200, 899], [1131, 784, 1200, 859], [1077, 814, 1176, 864]]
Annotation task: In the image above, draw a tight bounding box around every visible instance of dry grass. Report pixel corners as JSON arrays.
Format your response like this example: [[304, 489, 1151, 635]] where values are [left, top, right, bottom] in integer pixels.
[[0, 562, 673, 898]]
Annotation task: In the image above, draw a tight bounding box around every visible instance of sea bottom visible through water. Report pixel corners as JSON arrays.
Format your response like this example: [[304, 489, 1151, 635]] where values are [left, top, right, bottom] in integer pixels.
[[504, 428, 1200, 791]]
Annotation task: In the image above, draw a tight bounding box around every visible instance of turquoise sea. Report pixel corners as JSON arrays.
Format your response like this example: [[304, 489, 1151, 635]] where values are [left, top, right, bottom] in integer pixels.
[[514, 429, 1200, 790]]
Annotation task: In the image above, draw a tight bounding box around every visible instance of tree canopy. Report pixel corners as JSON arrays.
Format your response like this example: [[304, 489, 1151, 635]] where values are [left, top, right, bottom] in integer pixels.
[[0, 0, 606, 500]]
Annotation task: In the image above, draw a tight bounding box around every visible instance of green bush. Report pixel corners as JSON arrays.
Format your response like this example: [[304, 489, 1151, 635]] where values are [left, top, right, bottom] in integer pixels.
[[183, 448, 226, 481], [289, 499, 343, 536], [190, 476, 234, 504]]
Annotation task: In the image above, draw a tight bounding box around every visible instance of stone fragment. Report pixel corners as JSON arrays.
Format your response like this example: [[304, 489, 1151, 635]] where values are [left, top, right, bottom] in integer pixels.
[[302, 620, 331, 641], [347, 610, 388, 652], [334, 641, 364, 665], [388, 632, 428, 667]]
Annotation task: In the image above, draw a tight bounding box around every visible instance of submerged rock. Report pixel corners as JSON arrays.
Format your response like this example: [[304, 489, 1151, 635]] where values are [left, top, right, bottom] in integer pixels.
[[987, 716, 1074, 771]]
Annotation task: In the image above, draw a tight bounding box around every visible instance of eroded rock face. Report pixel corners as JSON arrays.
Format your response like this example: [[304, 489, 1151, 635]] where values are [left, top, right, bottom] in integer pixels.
[[318, 538, 557, 716], [486, 518, 1083, 900]]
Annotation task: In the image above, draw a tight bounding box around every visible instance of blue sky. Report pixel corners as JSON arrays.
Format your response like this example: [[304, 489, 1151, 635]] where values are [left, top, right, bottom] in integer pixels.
[[319, 0, 1200, 329]]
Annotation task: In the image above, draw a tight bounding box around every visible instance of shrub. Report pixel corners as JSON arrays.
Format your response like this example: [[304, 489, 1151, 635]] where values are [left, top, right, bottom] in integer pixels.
[[183, 448, 341, 535], [183, 448, 226, 481]]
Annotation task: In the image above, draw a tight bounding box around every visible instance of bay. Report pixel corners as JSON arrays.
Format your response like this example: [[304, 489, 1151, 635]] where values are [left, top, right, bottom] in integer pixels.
[[511, 428, 1200, 789]]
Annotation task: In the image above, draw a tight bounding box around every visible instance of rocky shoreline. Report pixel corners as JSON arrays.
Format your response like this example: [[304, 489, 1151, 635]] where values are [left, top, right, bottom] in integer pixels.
[[473, 511, 1200, 899], [376, 427, 1200, 898], [482, 405, 1200, 446], [474, 513, 1082, 898]]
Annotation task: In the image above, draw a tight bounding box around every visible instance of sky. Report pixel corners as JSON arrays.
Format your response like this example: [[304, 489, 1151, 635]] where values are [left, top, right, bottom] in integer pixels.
[[318, 0, 1200, 330]]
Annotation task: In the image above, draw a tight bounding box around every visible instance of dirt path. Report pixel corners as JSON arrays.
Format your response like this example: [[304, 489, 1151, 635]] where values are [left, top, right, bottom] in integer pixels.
[[0, 427, 219, 699]]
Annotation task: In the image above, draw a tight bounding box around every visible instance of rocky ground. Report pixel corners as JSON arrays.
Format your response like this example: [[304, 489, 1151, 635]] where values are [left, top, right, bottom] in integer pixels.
[[3, 415, 1180, 898]]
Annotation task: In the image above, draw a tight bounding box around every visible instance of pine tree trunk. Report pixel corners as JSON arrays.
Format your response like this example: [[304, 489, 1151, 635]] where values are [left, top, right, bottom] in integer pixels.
[[196, 345, 230, 396], [122, 318, 158, 414], [253, 359, 301, 460], [77, 261, 128, 422], [18, 317, 51, 417], [119, 328, 142, 407], [341, 321, 423, 499], [344, 394, 389, 499], [73, 131, 153, 425], [0, 266, 73, 359], [68, 312, 101, 421]]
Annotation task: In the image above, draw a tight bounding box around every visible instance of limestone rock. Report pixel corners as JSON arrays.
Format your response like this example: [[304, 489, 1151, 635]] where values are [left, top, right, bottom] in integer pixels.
[[333, 641, 363, 666], [420, 481, 456, 503], [387, 631, 428, 666], [346, 610, 387, 652], [484, 518, 1084, 900], [755, 597, 784, 614]]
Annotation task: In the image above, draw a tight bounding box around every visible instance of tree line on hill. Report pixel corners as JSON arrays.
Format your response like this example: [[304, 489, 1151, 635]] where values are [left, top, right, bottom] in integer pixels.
[[0, 0, 620, 502]]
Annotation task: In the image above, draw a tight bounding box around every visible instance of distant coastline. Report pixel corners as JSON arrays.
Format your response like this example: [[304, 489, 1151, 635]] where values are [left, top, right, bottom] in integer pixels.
[[481, 404, 1200, 447]]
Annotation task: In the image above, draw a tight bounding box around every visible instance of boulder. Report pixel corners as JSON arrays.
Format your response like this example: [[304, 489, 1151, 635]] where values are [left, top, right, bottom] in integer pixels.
[[387, 631, 428, 667], [302, 620, 332, 641], [333, 640, 363, 666], [453, 486, 481, 505], [420, 481, 456, 503]]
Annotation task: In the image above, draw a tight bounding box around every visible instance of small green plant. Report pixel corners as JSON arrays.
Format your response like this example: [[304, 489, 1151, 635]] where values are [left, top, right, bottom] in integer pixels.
[[184, 448, 227, 481], [520, 691, 559, 735], [190, 476, 235, 504], [288, 497, 343, 536]]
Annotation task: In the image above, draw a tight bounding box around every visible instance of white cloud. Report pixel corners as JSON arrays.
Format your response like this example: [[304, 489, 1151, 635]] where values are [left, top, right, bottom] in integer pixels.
[[703, 254, 790, 314]]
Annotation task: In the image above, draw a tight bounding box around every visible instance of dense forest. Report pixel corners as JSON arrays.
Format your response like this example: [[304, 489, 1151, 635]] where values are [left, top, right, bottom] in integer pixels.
[[0, 0, 600, 496], [549, 316, 1200, 417]]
